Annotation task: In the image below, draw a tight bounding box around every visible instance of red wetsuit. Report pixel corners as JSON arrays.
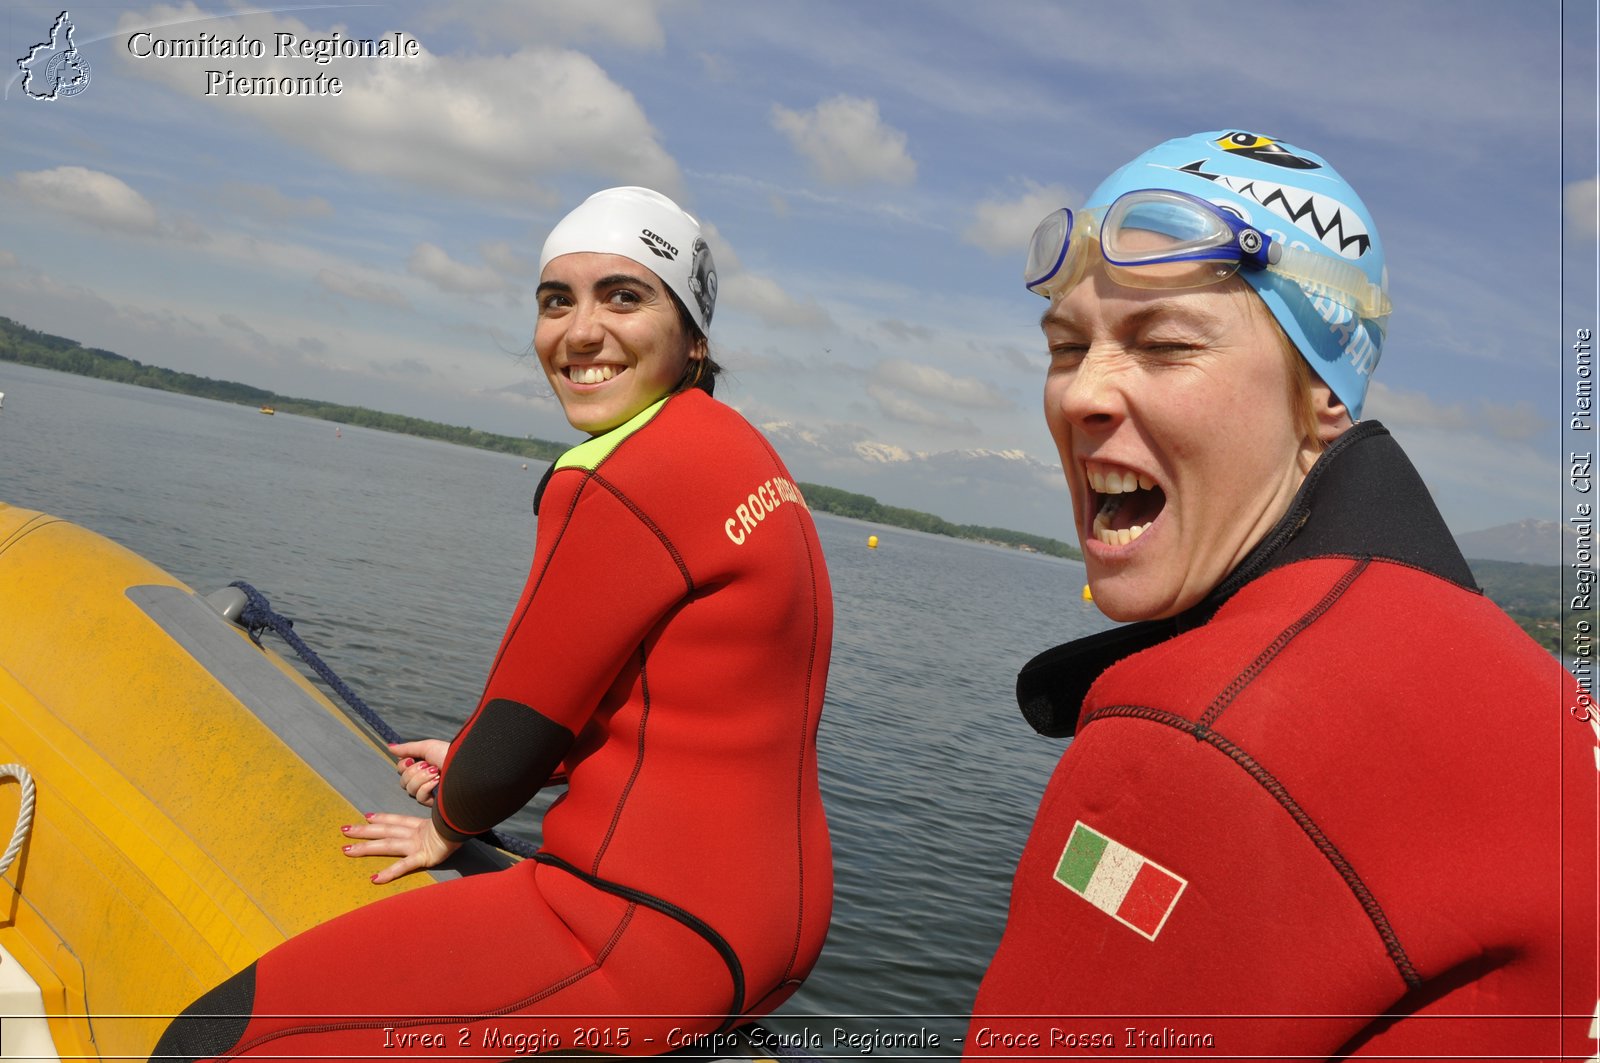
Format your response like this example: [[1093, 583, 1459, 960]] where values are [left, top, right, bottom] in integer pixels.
[[968, 423, 1598, 1060], [155, 389, 833, 1061]]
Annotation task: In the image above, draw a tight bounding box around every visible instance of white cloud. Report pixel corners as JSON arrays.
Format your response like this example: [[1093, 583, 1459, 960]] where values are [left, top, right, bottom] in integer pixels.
[[223, 182, 334, 222], [377, 356, 431, 377], [1566, 176, 1598, 241], [721, 272, 831, 329], [0, 270, 120, 327], [420, 0, 668, 51], [770, 95, 916, 185], [877, 319, 935, 343], [13, 167, 160, 235], [1363, 381, 1544, 443], [1387, 422, 1556, 531], [754, 416, 1068, 533], [873, 358, 1013, 411], [217, 312, 272, 350], [0, 260, 542, 423], [113, 4, 682, 203], [0, 249, 18, 270], [698, 222, 830, 332], [865, 383, 980, 436], [976, 2, 1552, 162], [965, 180, 1075, 255], [407, 243, 506, 296], [700, 221, 744, 273], [315, 268, 410, 309], [1309, 375, 1561, 536], [0, 264, 348, 383], [485, 375, 561, 413], [692, 168, 932, 228], [480, 241, 541, 278]]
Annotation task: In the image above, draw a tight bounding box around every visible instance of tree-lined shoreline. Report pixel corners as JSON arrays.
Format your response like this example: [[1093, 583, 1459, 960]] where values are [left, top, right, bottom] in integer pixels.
[[2, 314, 1578, 653], [0, 314, 1082, 558]]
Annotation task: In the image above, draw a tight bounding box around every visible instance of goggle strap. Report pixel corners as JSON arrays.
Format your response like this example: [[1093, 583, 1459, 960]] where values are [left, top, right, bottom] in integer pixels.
[[1271, 245, 1392, 320]]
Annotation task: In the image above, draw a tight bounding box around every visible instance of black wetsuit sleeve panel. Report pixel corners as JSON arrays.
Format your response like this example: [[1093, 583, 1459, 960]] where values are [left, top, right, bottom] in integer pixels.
[[433, 468, 691, 842], [431, 698, 574, 843]]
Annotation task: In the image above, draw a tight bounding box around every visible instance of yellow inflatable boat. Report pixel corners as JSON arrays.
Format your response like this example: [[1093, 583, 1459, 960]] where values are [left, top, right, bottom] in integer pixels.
[[0, 503, 510, 1060]]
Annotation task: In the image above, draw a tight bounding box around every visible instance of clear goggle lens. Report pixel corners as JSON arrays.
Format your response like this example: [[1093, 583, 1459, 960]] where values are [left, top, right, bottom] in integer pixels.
[[1101, 190, 1247, 290], [1023, 207, 1077, 294]]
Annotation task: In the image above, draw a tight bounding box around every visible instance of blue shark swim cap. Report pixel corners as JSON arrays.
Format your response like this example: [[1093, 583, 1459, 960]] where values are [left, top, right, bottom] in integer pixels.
[[1085, 131, 1387, 418]]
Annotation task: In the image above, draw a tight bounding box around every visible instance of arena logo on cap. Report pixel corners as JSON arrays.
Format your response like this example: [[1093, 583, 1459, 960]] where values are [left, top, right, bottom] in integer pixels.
[[638, 229, 679, 261]]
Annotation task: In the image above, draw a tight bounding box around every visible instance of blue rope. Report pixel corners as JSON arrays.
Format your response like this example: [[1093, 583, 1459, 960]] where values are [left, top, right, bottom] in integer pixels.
[[223, 584, 832, 1042], [227, 581, 538, 860], [229, 581, 403, 745]]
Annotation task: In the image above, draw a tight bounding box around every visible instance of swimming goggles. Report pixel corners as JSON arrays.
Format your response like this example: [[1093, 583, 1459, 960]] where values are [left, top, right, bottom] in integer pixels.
[[1024, 188, 1391, 319]]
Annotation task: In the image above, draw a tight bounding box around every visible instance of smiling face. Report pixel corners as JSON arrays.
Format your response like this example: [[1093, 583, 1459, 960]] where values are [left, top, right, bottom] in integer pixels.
[[1042, 254, 1327, 622], [535, 252, 705, 436]]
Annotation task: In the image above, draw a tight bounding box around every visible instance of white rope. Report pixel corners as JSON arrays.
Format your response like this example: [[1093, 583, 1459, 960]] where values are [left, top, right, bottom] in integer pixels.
[[0, 763, 36, 878]]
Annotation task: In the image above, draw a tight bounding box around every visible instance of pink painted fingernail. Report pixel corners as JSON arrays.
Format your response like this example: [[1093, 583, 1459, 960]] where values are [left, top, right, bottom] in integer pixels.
[[340, 825, 351, 834], [370, 874, 378, 882], [363, 812, 375, 820], [401, 758, 414, 767], [342, 845, 352, 853], [427, 765, 439, 775]]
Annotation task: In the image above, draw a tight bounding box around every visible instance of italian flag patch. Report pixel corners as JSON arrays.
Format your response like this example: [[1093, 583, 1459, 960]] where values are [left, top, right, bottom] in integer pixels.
[[1053, 821, 1186, 940]]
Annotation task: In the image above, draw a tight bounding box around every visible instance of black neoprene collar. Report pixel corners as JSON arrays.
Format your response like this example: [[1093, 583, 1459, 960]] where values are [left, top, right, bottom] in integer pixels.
[[1015, 421, 1479, 738]]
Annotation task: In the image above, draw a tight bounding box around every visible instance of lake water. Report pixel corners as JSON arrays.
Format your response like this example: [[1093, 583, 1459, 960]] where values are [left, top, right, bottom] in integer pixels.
[[0, 361, 1115, 1051]]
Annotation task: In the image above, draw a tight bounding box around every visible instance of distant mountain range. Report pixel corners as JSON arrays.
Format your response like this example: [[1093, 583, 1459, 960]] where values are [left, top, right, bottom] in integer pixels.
[[1456, 519, 1576, 567]]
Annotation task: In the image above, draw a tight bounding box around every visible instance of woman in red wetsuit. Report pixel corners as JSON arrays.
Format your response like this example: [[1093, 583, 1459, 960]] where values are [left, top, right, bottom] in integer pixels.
[[967, 132, 1596, 1058], [152, 187, 834, 1061]]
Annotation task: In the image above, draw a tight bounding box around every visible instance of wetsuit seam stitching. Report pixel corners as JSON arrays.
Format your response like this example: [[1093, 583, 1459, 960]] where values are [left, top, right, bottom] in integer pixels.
[[781, 503, 822, 984], [534, 852, 747, 1025], [592, 646, 650, 873], [745, 427, 820, 987], [1289, 551, 1482, 595], [1080, 704, 1423, 989], [588, 472, 695, 594], [1194, 557, 1369, 735], [495, 472, 590, 676], [437, 470, 592, 838]]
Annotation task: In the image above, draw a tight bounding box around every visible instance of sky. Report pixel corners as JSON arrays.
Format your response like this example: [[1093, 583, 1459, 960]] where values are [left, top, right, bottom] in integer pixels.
[[0, 0, 1595, 542]]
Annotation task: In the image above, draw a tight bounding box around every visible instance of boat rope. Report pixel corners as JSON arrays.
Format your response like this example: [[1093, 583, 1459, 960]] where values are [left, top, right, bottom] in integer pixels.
[[229, 581, 404, 745], [0, 763, 36, 879], [227, 581, 538, 860]]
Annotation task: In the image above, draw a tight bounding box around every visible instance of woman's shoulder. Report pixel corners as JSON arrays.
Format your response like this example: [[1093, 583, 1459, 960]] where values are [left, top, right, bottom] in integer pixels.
[[539, 392, 802, 521], [625, 390, 780, 467], [661, 387, 758, 431]]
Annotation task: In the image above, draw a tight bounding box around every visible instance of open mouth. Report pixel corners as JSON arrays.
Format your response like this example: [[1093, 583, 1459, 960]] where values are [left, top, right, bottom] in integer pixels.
[[1085, 459, 1166, 547], [565, 364, 621, 385]]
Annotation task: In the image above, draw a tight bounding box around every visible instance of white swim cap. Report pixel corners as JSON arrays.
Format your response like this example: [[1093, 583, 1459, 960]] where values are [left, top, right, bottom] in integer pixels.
[[539, 186, 717, 336]]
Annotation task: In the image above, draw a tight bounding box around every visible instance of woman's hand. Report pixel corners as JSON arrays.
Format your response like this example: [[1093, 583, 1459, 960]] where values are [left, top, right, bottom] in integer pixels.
[[388, 739, 449, 807], [341, 813, 461, 884]]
